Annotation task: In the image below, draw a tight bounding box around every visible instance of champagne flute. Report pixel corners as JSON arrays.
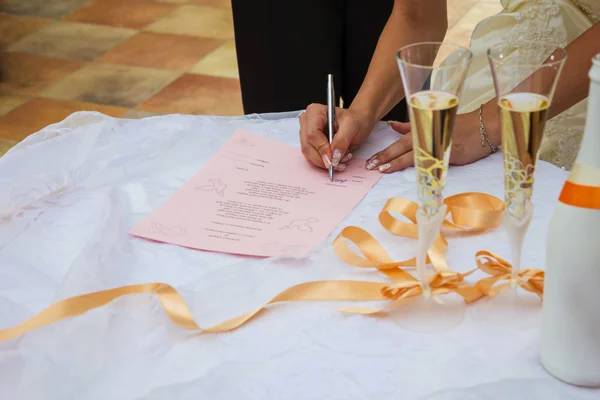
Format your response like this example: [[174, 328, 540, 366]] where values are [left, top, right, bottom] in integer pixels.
[[476, 41, 567, 329], [393, 42, 472, 332]]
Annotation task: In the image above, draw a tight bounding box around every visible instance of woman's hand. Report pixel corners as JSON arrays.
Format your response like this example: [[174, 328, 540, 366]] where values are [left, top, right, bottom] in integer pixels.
[[299, 104, 375, 172], [366, 110, 497, 173]]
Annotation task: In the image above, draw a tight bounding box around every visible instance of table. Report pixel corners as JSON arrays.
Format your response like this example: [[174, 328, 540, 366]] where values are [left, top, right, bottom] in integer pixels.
[[0, 111, 596, 399]]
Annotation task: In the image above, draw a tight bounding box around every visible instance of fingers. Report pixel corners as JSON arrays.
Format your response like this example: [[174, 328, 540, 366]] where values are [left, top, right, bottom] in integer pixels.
[[330, 111, 359, 167], [365, 134, 413, 172], [301, 142, 328, 168], [377, 151, 414, 173], [387, 121, 412, 135], [299, 103, 331, 168]]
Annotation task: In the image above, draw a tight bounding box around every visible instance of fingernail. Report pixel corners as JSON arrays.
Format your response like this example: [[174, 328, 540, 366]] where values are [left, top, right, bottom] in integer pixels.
[[341, 152, 353, 163], [378, 163, 391, 172], [331, 149, 342, 166], [322, 154, 332, 168], [334, 164, 346, 172], [387, 120, 400, 126], [366, 159, 380, 170]]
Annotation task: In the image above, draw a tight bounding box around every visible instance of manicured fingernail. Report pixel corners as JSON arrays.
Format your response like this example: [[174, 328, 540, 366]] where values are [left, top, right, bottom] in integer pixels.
[[378, 163, 391, 172], [334, 164, 346, 172], [331, 149, 342, 166], [341, 152, 353, 163], [387, 120, 400, 126], [322, 154, 332, 168], [366, 159, 380, 170]]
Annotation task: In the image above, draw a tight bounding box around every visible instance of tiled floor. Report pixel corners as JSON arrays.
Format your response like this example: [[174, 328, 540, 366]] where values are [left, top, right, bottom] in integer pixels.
[[0, 0, 502, 156]]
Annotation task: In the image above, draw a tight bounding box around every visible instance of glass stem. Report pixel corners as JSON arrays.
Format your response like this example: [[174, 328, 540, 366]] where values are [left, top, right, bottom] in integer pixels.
[[415, 204, 448, 297], [416, 243, 431, 296], [509, 234, 523, 289], [503, 200, 534, 293]]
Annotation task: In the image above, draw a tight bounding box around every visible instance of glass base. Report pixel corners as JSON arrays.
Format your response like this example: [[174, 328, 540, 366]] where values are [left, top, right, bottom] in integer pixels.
[[389, 292, 466, 333], [474, 286, 541, 330]]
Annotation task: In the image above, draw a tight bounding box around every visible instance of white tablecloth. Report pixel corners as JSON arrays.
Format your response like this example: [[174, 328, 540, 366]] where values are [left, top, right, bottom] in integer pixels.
[[0, 111, 596, 399]]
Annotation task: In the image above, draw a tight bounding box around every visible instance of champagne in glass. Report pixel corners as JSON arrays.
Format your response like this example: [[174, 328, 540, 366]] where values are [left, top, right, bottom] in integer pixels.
[[409, 91, 459, 218], [394, 43, 472, 332], [499, 93, 550, 219], [477, 41, 566, 329]]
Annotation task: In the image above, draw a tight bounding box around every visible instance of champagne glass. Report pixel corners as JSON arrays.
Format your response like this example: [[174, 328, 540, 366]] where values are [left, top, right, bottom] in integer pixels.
[[476, 41, 567, 329], [392, 42, 472, 332]]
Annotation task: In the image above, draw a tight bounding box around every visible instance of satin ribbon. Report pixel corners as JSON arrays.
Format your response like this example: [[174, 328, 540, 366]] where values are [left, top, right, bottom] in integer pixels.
[[474, 251, 544, 299], [0, 193, 506, 343]]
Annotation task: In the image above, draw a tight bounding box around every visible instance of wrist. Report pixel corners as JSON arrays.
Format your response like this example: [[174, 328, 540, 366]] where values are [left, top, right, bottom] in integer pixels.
[[348, 102, 378, 130], [480, 101, 501, 147]]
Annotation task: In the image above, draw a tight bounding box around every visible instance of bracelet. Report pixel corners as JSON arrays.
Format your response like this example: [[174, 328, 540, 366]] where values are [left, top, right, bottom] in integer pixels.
[[479, 104, 497, 153]]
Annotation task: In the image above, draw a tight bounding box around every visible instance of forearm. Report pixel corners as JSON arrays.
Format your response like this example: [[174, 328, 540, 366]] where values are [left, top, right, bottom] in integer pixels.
[[482, 23, 600, 147], [349, 0, 448, 125], [549, 22, 600, 118]]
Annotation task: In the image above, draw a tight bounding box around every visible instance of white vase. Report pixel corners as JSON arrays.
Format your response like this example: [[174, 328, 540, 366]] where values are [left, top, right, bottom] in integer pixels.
[[541, 54, 600, 387]]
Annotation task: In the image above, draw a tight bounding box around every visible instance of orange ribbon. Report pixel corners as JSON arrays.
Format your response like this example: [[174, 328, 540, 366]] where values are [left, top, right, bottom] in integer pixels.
[[474, 251, 544, 299], [0, 193, 507, 343]]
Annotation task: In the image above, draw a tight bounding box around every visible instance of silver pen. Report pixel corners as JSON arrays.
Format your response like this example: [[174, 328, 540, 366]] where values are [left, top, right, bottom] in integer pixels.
[[327, 74, 336, 182]]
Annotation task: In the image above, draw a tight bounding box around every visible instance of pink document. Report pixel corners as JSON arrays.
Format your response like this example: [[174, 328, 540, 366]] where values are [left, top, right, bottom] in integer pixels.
[[130, 129, 382, 257]]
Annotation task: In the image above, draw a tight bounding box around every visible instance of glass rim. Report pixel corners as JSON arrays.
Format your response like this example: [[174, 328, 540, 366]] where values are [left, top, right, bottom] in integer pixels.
[[487, 40, 567, 67], [396, 41, 473, 70]]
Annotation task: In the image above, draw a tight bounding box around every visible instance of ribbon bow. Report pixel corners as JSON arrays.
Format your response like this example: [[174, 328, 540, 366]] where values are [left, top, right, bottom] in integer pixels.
[[474, 250, 545, 299], [381, 270, 481, 301], [0, 192, 513, 343], [328, 193, 505, 314]]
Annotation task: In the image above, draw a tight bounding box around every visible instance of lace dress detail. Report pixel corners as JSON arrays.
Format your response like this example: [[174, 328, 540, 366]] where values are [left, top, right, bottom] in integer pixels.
[[505, 0, 566, 46], [539, 107, 585, 170], [503, 0, 599, 170], [571, 0, 600, 22]]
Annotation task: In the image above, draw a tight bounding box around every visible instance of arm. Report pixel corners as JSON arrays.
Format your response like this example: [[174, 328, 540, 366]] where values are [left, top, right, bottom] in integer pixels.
[[367, 23, 600, 173], [349, 0, 449, 127], [549, 23, 600, 118], [483, 23, 600, 147], [299, 0, 449, 170]]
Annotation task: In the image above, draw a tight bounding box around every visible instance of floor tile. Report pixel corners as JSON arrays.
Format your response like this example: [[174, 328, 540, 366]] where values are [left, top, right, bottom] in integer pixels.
[[0, 52, 86, 95], [139, 73, 242, 115], [0, 93, 30, 115], [8, 21, 136, 62], [447, 0, 479, 28], [145, 5, 233, 39], [100, 32, 222, 71], [0, 139, 18, 157], [0, 13, 50, 49], [189, 40, 238, 78], [0, 97, 127, 141], [456, 1, 503, 32], [43, 62, 180, 108], [444, 25, 473, 48], [122, 109, 165, 119], [63, 0, 178, 29], [154, 0, 231, 5], [1, 0, 94, 19], [189, 0, 231, 6]]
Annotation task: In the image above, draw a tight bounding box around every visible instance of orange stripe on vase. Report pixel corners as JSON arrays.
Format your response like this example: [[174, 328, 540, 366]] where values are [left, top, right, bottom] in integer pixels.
[[559, 181, 600, 210]]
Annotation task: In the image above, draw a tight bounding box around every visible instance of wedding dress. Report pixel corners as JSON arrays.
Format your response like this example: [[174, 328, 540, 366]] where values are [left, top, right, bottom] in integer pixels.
[[459, 0, 600, 170]]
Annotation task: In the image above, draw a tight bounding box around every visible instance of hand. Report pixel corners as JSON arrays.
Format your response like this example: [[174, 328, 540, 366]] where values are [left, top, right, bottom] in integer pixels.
[[299, 104, 375, 171], [365, 111, 497, 173]]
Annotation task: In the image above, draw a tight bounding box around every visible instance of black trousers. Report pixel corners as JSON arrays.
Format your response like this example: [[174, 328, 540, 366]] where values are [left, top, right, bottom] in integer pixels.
[[231, 0, 408, 122]]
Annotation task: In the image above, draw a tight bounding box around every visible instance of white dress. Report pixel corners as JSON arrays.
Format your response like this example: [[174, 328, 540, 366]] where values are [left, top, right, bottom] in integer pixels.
[[459, 0, 600, 170]]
